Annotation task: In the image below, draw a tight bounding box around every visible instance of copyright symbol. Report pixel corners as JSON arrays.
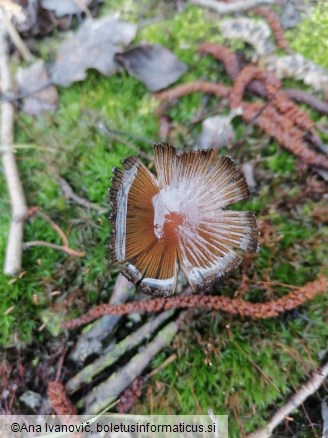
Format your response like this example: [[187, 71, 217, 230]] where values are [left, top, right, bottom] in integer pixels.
[[11, 423, 20, 432]]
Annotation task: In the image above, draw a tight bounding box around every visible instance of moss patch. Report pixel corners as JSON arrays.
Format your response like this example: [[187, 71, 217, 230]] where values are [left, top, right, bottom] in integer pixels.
[[287, 1, 328, 69]]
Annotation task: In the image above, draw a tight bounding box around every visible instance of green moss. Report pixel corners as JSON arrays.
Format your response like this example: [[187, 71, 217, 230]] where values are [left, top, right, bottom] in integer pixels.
[[1, 72, 155, 344], [264, 146, 295, 174], [135, 302, 328, 436], [287, 1, 328, 69], [138, 6, 224, 64]]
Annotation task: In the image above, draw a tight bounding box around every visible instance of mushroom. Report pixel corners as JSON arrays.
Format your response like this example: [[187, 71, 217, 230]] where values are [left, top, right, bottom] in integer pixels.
[[109, 144, 259, 296]]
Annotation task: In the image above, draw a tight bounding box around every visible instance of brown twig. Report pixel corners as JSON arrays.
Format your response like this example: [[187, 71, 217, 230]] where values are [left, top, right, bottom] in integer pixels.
[[55, 347, 67, 382], [189, 0, 275, 14], [249, 280, 301, 289], [247, 359, 328, 438], [23, 241, 85, 257], [230, 66, 313, 131], [32, 209, 69, 247], [284, 89, 328, 115], [272, 91, 314, 131], [23, 208, 85, 257], [156, 79, 328, 169], [0, 13, 28, 275], [115, 377, 145, 414], [199, 43, 240, 81], [251, 7, 289, 50], [47, 381, 77, 416], [63, 276, 328, 330], [242, 101, 328, 168], [156, 81, 230, 102], [58, 177, 108, 213], [199, 44, 328, 116], [229, 65, 281, 108]]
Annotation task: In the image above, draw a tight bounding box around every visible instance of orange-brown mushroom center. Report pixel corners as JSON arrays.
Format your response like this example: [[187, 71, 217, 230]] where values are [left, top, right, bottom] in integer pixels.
[[161, 211, 185, 242], [152, 188, 193, 244]]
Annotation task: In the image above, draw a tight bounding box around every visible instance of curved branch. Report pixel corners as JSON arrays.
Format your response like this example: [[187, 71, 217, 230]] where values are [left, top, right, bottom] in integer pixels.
[[58, 177, 108, 213], [35, 210, 69, 247], [23, 241, 85, 257]]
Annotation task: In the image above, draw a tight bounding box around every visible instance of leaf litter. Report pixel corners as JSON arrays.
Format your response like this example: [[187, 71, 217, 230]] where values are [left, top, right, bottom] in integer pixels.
[[17, 60, 58, 115], [114, 44, 187, 91], [50, 14, 137, 86], [41, 0, 92, 17]]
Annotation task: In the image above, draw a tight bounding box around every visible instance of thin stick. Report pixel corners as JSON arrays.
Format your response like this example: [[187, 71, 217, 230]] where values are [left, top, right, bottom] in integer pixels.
[[247, 360, 328, 438], [322, 397, 328, 438], [36, 210, 69, 247], [97, 121, 154, 146], [147, 353, 177, 379], [55, 348, 67, 382], [58, 177, 108, 213], [97, 122, 153, 162], [0, 14, 28, 275], [0, 81, 53, 103], [248, 280, 301, 289], [189, 0, 275, 15], [23, 241, 85, 257], [2, 12, 33, 62]]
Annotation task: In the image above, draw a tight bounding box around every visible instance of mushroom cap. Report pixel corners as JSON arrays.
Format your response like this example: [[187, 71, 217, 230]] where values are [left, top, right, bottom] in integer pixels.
[[109, 144, 259, 296]]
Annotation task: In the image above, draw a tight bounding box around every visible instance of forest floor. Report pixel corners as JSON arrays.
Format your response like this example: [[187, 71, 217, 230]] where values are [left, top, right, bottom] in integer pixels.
[[1, 1, 328, 437]]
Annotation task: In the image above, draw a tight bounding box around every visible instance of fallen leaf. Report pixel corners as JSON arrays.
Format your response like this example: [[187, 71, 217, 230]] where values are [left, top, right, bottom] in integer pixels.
[[51, 14, 137, 87], [114, 44, 187, 91], [17, 59, 58, 115], [198, 114, 235, 150], [41, 0, 91, 17]]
